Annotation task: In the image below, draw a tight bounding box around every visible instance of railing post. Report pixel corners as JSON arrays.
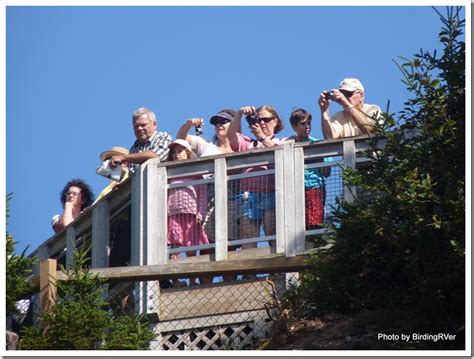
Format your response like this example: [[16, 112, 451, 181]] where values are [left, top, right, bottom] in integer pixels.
[[274, 147, 286, 254], [294, 147, 306, 254], [65, 227, 76, 268], [275, 142, 299, 256], [33, 246, 50, 276], [214, 158, 228, 261], [154, 165, 168, 265], [92, 200, 110, 268], [131, 163, 145, 266], [131, 159, 164, 325], [283, 142, 297, 257], [343, 139, 357, 202], [39, 259, 57, 315]]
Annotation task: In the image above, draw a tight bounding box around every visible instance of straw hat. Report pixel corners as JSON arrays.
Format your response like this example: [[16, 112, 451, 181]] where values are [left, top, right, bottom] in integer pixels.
[[100, 146, 129, 161]]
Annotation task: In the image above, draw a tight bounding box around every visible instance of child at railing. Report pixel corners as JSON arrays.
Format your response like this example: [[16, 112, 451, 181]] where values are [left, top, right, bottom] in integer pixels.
[[167, 139, 210, 286], [284, 108, 331, 229]]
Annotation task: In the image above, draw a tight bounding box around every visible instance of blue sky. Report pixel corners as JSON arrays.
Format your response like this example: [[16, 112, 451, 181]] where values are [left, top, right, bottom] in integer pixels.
[[5, 5, 462, 254]]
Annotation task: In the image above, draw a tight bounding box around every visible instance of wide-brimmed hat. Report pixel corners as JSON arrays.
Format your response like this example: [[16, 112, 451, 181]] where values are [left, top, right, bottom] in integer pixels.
[[168, 139, 191, 151], [339, 78, 365, 92], [100, 146, 129, 161], [209, 109, 236, 125]]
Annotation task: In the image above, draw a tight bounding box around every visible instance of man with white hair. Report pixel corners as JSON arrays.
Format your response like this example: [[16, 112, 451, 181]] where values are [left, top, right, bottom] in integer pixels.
[[318, 78, 382, 139], [107, 107, 172, 172]]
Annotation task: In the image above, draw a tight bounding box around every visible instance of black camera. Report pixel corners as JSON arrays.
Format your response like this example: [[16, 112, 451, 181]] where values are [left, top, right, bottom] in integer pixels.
[[194, 124, 203, 136], [245, 113, 259, 126], [323, 91, 334, 100]]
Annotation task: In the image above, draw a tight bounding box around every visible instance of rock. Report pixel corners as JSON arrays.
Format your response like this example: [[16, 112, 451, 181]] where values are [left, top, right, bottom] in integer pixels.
[[6, 330, 19, 350]]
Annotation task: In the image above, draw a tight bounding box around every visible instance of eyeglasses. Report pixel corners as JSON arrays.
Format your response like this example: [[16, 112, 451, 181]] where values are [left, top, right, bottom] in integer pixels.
[[257, 117, 275, 123], [67, 191, 81, 197], [212, 119, 231, 126]]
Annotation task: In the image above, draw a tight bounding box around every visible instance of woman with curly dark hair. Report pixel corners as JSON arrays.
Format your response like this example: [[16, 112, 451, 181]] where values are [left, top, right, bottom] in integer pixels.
[[51, 178, 95, 233]]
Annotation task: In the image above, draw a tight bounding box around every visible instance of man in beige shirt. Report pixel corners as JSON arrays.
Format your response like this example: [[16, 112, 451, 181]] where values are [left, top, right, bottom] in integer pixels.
[[318, 78, 382, 139]]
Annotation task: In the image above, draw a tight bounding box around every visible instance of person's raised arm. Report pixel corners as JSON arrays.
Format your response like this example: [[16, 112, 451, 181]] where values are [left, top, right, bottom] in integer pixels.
[[52, 200, 78, 233], [318, 92, 339, 139], [229, 106, 255, 149], [176, 118, 203, 142]]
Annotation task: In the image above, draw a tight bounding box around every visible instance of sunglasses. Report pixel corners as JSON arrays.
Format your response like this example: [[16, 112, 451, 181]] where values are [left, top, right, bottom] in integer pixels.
[[340, 90, 355, 98], [257, 117, 275, 123], [212, 118, 231, 126]]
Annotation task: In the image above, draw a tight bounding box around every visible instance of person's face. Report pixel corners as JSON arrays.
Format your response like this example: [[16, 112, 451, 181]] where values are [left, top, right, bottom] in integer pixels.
[[256, 110, 278, 137], [213, 118, 231, 139], [171, 145, 190, 161], [341, 89, 364, 107], [133, 114, 157, 144], [66, 186, 84, 206], [292, 117, 311, 138]]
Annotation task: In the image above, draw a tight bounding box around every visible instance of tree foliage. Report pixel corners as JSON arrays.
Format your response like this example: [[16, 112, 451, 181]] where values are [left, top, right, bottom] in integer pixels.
[[300, 7, 465, 333], [6, 193, 37, 316], [20, 247, 156, 350]]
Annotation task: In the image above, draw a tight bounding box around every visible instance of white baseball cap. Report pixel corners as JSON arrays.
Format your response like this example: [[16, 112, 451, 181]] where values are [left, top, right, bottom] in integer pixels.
[[339, 78, 365, 92], [168, 139, 191, 151]]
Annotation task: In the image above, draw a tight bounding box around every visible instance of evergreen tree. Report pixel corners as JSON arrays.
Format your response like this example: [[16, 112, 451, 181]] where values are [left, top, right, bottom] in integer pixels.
[[300, 6, 465, 335], [20, 246, 156, 350], [6, 193, 37, 317]]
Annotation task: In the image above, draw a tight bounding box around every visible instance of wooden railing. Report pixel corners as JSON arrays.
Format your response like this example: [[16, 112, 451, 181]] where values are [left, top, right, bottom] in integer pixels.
[[30, 135, 384, 275]]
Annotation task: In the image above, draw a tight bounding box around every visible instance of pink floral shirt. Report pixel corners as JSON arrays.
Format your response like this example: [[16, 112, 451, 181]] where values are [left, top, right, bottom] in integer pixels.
[[168, 175, 208, 221]]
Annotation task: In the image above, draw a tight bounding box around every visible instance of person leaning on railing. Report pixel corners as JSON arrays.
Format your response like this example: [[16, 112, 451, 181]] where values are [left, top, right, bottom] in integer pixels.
[[318, 78, 382, 139], [51, 178, 95, 233], [104, 107, 173, 173], [228, 105, 285, 249], [283, 108, 331, 230]]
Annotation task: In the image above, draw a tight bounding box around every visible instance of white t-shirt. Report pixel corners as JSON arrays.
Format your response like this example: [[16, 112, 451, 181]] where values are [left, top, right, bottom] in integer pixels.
[[330, 103, 382, 138], [187, 135, 223, 157]]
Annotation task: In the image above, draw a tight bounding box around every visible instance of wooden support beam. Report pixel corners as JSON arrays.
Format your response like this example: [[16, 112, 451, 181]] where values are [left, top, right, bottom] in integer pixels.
[[56, 253, 310, 283], [39, 259, 57, 314]]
